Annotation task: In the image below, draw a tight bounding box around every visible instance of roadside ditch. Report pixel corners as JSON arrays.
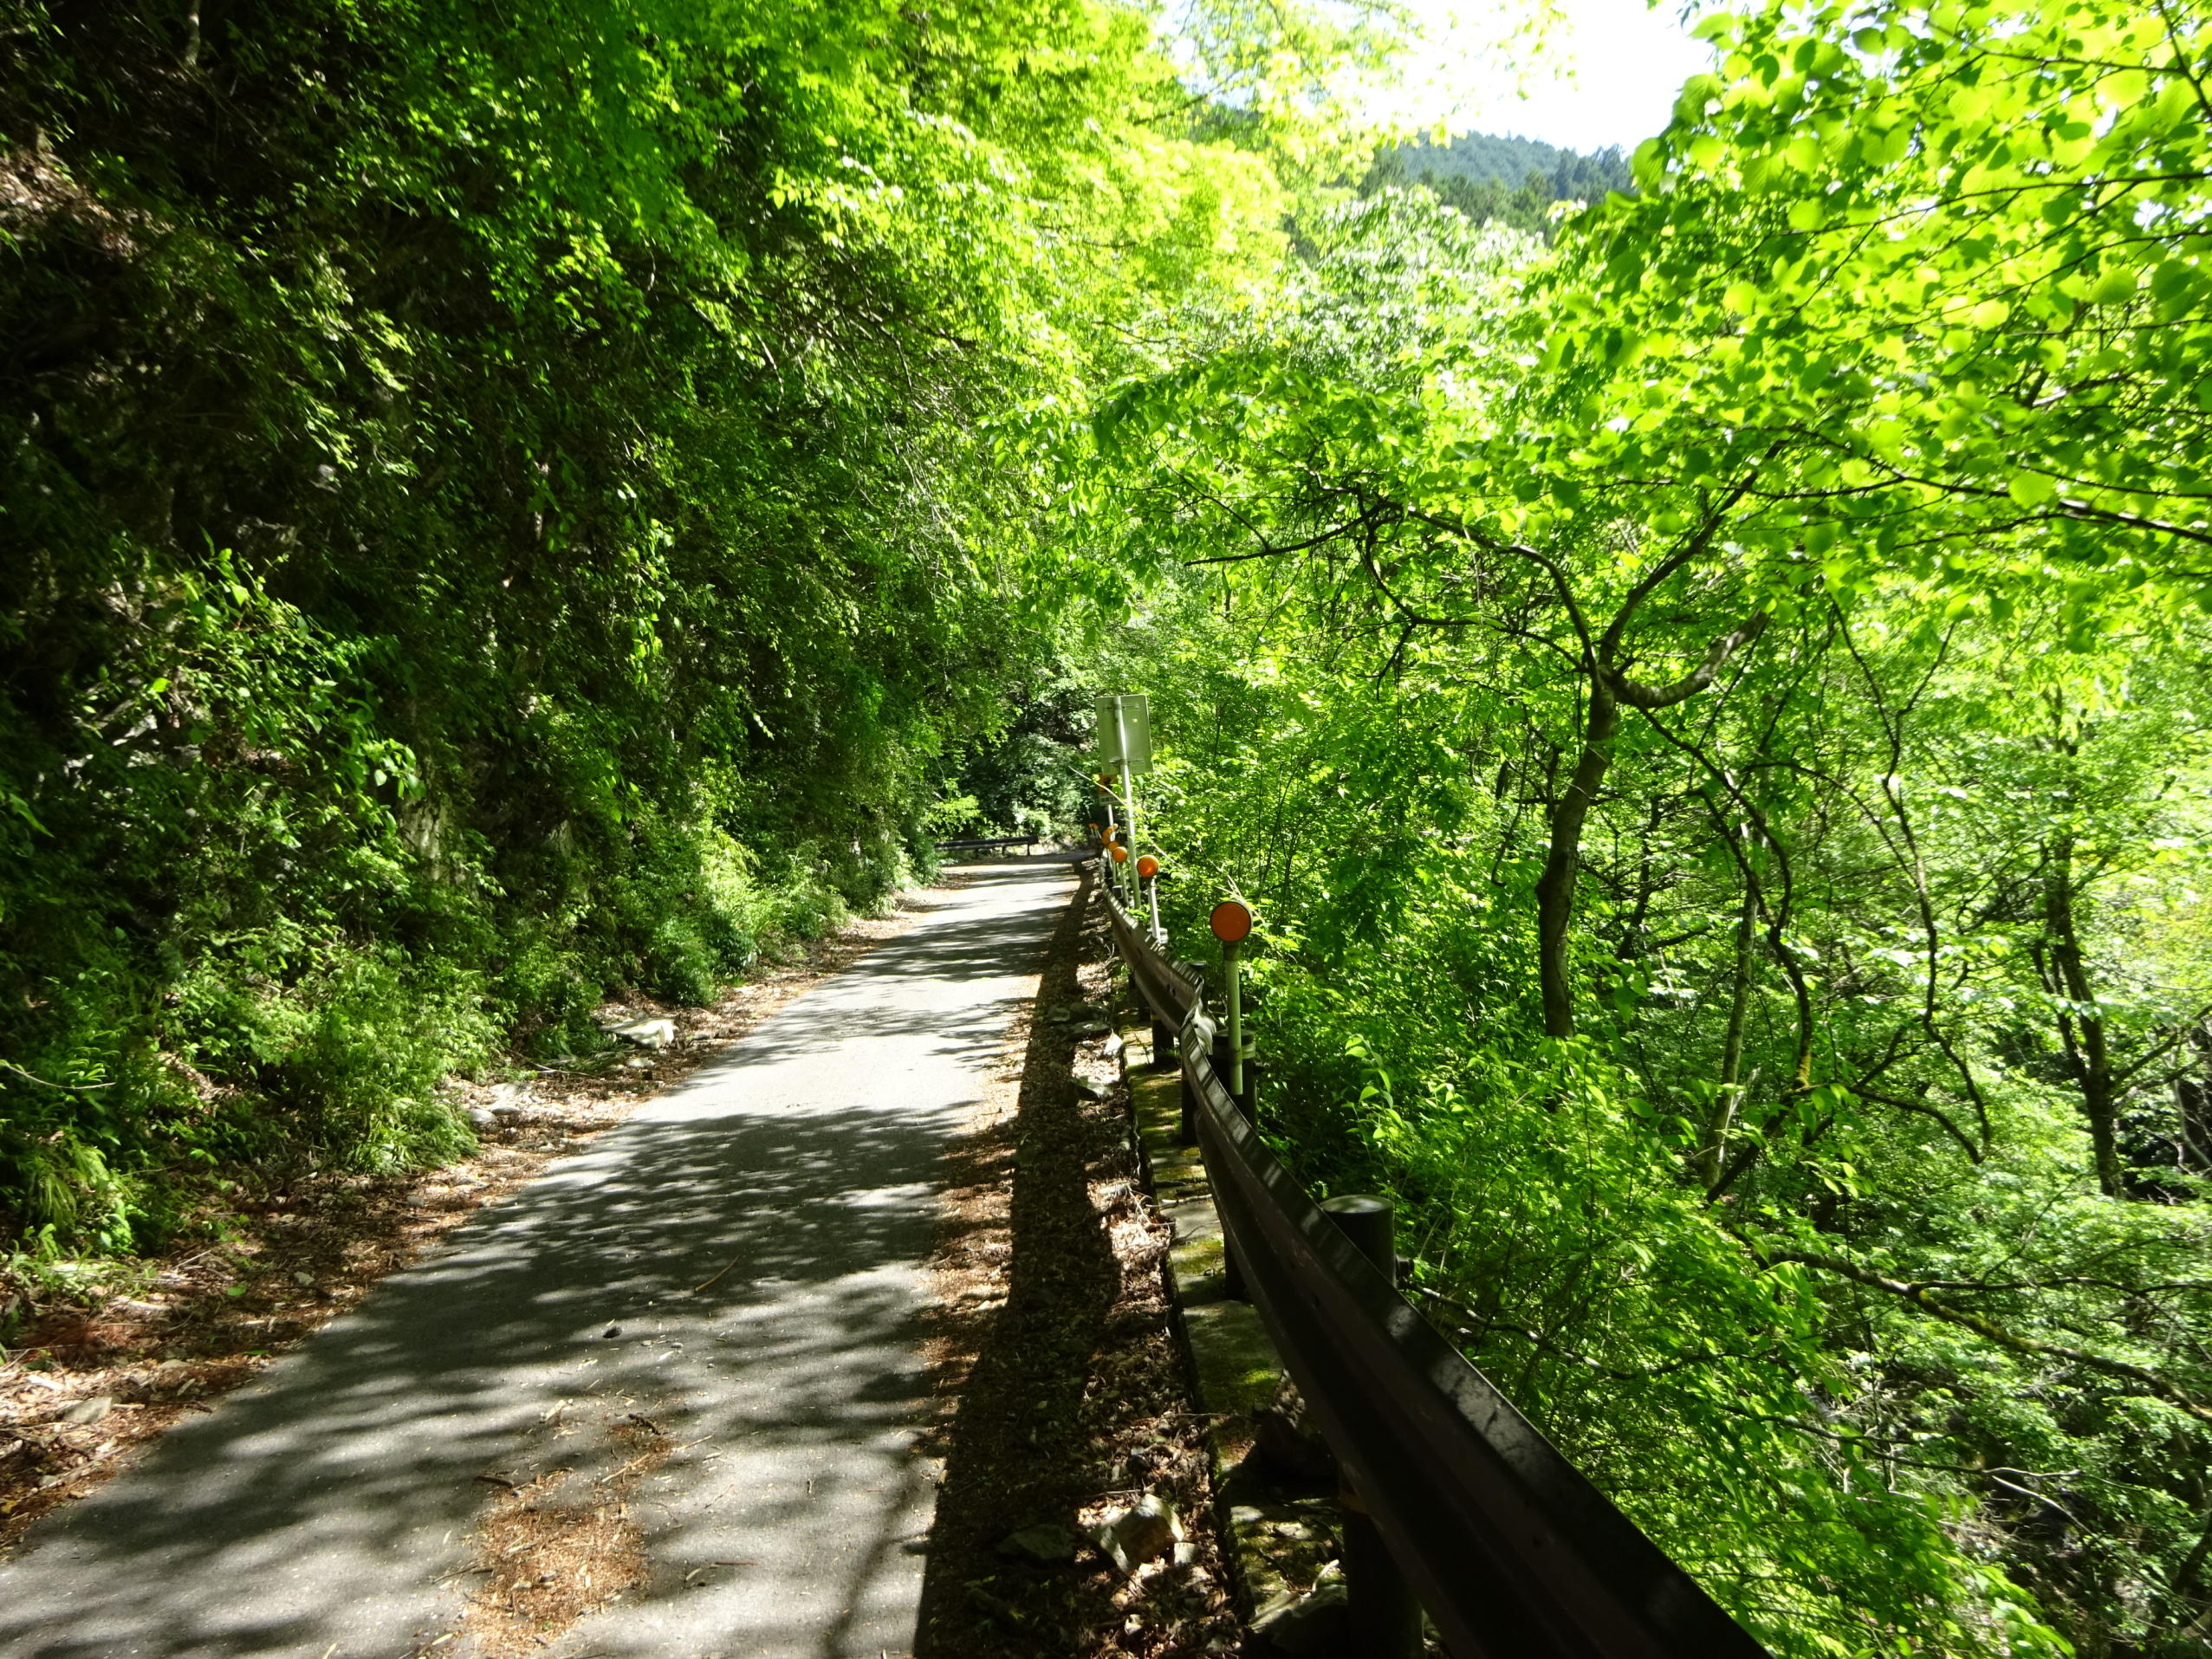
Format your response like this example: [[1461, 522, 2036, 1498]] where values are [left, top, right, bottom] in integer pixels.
[[916, 863, 1242, 1657]]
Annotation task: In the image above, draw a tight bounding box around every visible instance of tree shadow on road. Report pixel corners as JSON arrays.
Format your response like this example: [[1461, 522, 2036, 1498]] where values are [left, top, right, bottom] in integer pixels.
[[0, 865, 1073, 1659]]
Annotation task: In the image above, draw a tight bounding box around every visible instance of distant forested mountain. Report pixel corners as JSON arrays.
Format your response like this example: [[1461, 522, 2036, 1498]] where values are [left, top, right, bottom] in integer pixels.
[[1363, 130, 1634, 240], [1391, 130, 1635, 195]]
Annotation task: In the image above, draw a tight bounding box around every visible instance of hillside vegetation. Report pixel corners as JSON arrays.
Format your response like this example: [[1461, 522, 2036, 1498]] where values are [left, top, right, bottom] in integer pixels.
[[0, 0, 1293, 1261], [1364, 130, 1635, 240], [1087, 2, 2212, 1652], [10, 0, 2212, 1653]]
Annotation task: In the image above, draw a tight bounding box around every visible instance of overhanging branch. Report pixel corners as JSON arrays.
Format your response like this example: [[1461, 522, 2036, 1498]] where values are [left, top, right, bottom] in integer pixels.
[[1763, 1246, 2212, 1426]]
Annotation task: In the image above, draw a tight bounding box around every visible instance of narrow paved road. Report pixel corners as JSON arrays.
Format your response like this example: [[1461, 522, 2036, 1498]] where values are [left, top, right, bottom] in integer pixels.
[[0, 861, 1074, 1659]]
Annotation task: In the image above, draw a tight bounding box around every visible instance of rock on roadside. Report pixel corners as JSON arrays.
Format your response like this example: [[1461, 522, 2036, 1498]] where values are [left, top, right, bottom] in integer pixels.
[[996, 1522, 1089, 1566], [607, 1016, 677, 1050], [1250, 1562, 1351, 1656], [1091, 1492, 1181, 1575]]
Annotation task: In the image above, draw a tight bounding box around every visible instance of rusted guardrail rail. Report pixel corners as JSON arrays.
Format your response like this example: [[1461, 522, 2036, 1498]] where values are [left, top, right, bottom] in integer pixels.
[[1094, 872, 1774, 1659]]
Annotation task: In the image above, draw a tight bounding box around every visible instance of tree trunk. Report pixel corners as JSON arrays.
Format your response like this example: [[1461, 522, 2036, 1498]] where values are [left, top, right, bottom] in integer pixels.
[[1528, 602, 1765, 1040], [1696, 878, 1758, 1189], [2044, 836, 2124, 1196], [1534, 680, 1618, 1037]]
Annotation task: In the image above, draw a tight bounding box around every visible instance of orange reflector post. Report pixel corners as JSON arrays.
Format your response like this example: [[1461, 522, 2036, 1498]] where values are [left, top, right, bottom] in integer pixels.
[[1136, 855, 1159, 879], [1210, 899, 1252, 944], [1111, 844, 1129, 863]]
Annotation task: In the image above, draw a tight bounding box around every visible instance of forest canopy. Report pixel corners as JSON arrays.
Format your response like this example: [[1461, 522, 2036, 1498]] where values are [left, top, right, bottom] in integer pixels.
[[0, 0, 1288, 1249], [9, 0, 2212, 1653], [1078, 0, 2212, 1652]]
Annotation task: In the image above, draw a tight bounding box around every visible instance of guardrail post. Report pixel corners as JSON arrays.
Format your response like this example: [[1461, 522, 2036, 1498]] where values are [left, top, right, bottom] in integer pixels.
[[1183, 1011, 1252, 1303], [1177, 1007, 1205, 1145], [1320, 1195, 1424, 1659]]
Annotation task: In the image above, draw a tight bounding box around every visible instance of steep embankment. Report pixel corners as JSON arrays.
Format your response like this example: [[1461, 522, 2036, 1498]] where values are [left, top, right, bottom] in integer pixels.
[[0, 0, 1281, 1262]]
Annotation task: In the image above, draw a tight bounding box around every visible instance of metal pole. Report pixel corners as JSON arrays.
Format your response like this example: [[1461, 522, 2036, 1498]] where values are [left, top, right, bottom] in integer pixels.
[[1210, 1024, 1242, 1117], [1145, 877, 1174, 1070], [1114, 697, 1141, 859], [1223, 938, 1243, 1103], [1121, 758, 1138, 866], [1320, 1195, 1424, 1659], [1099, 785, 1119, 898], [1217, 1051, 1247, 1299]]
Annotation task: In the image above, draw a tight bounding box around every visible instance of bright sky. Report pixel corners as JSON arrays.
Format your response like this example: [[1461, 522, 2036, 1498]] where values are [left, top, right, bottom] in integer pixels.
[[1392, 0, 1722, 155]]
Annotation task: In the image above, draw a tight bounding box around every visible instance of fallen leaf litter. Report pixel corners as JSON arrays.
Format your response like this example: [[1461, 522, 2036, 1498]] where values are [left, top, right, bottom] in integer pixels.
[[915, 864, 1240, 1657]]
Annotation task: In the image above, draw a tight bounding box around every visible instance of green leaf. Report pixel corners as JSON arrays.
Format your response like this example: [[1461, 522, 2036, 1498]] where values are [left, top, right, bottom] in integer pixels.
[[2087, 266, 2139, 305]]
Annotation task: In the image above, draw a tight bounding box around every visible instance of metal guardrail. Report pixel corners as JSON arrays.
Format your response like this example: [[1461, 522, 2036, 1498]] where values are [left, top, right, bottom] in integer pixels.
[[1097, 878, 1774, 1659], [936, 834, 1041, 853]]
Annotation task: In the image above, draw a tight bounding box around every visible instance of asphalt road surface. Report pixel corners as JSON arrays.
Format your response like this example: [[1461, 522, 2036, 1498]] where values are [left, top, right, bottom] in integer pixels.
[[0, 861, 1075, 1659]]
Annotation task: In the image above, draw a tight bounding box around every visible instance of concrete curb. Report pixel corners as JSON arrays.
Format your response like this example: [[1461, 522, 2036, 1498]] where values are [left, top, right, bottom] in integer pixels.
[[1108, 971, 1347, 1654]]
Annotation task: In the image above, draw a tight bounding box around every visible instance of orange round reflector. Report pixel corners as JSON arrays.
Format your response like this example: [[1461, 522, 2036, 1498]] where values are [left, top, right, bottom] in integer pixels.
[[1111, 844, 1129, 863], [1136, 855, 1160, 879], [1209, 899, 1252, 944]]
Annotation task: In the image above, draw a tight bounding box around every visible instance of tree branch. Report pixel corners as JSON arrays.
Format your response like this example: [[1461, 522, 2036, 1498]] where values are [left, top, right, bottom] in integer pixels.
[[1763, 1246, 2212, 1426], [1607, 612, 1770, 709]]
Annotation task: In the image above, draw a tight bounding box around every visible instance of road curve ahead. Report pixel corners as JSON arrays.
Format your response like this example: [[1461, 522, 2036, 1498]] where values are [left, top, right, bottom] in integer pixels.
[[0, 860, 1076, 1659]]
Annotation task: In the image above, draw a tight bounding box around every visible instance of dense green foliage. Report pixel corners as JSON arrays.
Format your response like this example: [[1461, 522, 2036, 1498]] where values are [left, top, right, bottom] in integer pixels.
[[12, 0, 2212, 1649], [0, 0, 1288, 1259], [1087, 2, 2212, 1652]]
